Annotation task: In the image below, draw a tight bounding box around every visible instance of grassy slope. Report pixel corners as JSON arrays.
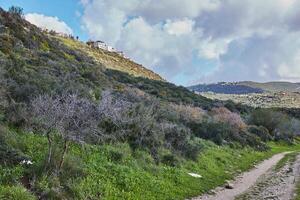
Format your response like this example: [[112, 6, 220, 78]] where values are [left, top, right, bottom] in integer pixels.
[[55, 36, 163, 81], [296, 183, 300, 200], [1, 9, 300, 200], [1, 128, 300, 200]]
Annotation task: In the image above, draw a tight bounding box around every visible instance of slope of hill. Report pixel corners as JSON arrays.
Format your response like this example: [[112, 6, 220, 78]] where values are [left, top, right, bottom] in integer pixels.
[[239, 81, 300, 92], [189, 82, 264, 94], [0, 7, 212, 108], [189, 81, 300, 94], [189, 82, 300, 108], [201, 92, 300, 108], [55, 36, 164, 81], [0, 7, 300, 200]]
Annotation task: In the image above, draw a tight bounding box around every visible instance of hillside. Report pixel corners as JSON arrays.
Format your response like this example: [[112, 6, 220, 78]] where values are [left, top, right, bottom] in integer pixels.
[[1, 7, 300, 200], [201, 92, 300, 108], [189, 82, 264, 94], [189, 81, 300, 94], [239, 81, 300, 92], [0, 7, 212, 108], [54, 36, 164, 81]]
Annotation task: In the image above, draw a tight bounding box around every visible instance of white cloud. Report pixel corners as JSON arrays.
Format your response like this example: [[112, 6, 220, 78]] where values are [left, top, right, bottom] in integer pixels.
[[80, 0, 90, 6], [164, 19, 195, 36], [80, 0, 300, 85], [25, 13, 73, 35]]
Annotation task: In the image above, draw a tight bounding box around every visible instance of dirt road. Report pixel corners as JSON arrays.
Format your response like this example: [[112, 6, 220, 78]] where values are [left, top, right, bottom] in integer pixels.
[[236, 154, 300, 200], [191, 152, 299, 200]]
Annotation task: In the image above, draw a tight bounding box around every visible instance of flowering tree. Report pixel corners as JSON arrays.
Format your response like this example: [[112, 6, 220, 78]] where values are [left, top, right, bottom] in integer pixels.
[[171, 103, 206, 123], [210, 107, 246, 131]]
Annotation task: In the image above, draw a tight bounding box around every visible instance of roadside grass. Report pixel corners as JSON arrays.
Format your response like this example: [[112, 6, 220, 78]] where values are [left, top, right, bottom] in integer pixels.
[[274, 152, 298, 171], [295, 182, 300, 200], [1, 129, 300, 200]]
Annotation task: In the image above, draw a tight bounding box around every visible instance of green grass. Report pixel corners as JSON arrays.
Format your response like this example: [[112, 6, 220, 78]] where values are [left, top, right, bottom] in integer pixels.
[[1, 130, 300, 200], [274, 152, 298, 171], [0, 185, 36, 200], [295, 181, 300, 200]]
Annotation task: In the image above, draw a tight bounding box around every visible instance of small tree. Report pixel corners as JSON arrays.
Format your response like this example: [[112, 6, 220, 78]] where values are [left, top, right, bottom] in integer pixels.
[[249, 109, 287, 134], [31, 93, 100, 173], [96, 90, 132, 141], [8, 6, 24, 17]]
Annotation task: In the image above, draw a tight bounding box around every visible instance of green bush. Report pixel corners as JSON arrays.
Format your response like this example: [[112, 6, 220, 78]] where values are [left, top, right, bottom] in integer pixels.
[[0, 185, 36, 200], [190, 121, 232, 145], [249, 109, 286, 133], [248, 125, 272, 142], [0, 166, 24, 185], [161, 153, 180, 167]]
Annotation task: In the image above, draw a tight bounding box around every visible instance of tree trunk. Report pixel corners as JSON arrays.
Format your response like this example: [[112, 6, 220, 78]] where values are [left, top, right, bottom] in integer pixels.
[[44, 131, 52, 172], [58, 139, 69, 173]]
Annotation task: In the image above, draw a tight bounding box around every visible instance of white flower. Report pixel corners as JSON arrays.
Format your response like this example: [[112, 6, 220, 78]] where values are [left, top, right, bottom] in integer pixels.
[[20, 160, 33, 165]]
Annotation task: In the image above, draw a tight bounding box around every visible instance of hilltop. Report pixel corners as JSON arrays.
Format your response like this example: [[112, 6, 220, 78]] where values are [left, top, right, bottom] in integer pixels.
[[55, 36, 164, 81], [239, 81, 300, 93]]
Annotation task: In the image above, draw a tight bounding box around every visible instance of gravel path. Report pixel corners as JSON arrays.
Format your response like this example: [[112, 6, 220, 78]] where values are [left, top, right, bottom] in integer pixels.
[[235, 154, 300, 200], [191, 152, 290, 200]]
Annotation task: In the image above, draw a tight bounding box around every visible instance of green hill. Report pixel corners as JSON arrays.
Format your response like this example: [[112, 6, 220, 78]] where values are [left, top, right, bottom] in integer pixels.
[[55, 36, 164, 81], [1, 7, 300, 200], [239, 81, 300, 92], [189, 81, 300, 94]]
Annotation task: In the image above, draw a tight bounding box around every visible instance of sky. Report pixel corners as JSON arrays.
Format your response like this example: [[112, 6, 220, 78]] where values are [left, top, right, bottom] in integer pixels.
[[1, 0, 300, 86]]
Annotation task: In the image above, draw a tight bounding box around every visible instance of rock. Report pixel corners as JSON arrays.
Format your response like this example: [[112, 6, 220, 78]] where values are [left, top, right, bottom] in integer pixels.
[[225, 181, 234, 189], [287, 167, 293, 173], [208, 190, 216, 195]]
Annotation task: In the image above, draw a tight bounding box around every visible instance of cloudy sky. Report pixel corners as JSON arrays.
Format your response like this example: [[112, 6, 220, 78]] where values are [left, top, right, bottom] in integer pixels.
[[2, 0, 300, 86]]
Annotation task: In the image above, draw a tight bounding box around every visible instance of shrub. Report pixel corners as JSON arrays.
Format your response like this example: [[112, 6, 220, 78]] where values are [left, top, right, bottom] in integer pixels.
[[0, 185, 36, 200], [249, 109, 287, 134], [224, 100, 252, 114], [8, 6, 24, 17], [192, 121, 233, 145], [108, 150, 124, 163], [249, 108, 299, 143], [247, 125, 272, 142], [0, 165, 24, 185], [4, 102, 27, 127], [161, 153, 180, 167], [210, 107, 246, 131], [170, 104, 206, 123]]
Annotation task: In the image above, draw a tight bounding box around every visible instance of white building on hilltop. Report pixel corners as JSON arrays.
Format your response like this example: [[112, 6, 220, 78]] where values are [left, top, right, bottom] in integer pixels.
[[87, 40, 128, 58], [87, 40, 117, 52]]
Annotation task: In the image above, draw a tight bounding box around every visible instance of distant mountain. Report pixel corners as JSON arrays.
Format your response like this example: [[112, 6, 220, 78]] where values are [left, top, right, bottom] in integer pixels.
[[239, 81, 300, 92], [188, 82, 264, 94], [189, 81, 300, 94]]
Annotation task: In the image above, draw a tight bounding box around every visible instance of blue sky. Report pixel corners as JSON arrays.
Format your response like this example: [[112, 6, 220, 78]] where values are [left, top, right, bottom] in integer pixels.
[[1, 0, 88, 41], [1, 0, 300, 85]]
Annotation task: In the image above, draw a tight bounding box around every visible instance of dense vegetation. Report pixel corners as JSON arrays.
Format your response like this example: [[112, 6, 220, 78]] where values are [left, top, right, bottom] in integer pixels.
[[1, 7, 300, 200]]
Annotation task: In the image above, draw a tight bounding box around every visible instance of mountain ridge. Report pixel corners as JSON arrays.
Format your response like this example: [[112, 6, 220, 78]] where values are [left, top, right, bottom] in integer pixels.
[[189, 81, 300, 94]]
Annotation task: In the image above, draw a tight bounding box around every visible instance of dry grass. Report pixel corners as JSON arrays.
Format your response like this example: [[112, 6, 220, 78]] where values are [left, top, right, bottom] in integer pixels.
[[53, 36, 164, 81]]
